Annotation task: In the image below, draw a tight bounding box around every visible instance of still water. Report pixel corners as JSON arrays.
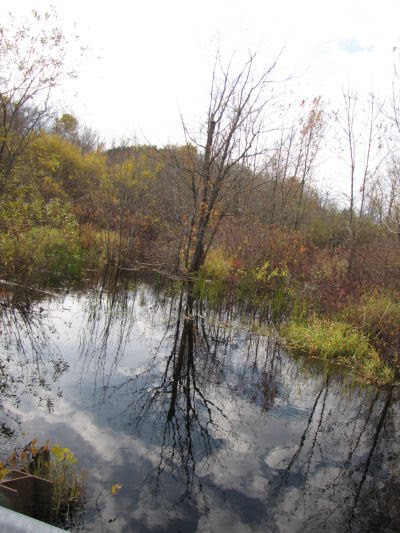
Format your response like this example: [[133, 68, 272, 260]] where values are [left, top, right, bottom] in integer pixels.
[[0, 275, 399, 532]]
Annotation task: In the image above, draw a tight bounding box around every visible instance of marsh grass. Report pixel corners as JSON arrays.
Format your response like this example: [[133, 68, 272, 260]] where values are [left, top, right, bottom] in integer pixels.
[[282, 318, 395, 384], [341, 293, 400, 363], [193, 271, 228, 304], [197, 249, 292, 320], [202, 248, 232, 280]]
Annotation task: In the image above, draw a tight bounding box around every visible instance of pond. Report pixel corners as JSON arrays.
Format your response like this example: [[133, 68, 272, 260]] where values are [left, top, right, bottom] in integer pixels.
[[0, 274, 399, 532]]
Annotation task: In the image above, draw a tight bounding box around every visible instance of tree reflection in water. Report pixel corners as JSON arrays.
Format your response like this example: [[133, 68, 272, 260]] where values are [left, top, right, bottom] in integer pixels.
[[80, 274, 285, 509], [0, 284, 69, 450], [79, 268, 138, 395], [77, 273, 400, 531], [268, 379, 399, 532]]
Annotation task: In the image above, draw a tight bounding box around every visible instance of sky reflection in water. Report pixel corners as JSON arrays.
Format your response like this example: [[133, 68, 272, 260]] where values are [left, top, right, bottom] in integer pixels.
[[0, 277, 399, 532]]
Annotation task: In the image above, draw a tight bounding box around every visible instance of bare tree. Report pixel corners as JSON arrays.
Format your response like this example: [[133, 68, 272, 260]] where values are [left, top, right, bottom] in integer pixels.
[[336, 87, 386, 275], [293, 97, 326, 229], [0, 9, 78, 196], [177, 52, 280, 273], [370, 158, 400, 244], [262, 96, 326, 228], [379, 48, 400, 242]]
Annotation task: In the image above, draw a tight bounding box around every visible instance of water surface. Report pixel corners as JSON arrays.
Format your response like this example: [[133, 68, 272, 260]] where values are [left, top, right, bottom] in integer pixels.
[[0, 276, 399, 532]]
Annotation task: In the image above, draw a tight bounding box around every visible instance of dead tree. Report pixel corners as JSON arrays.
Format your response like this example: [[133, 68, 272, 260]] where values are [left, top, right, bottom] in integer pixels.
[[178, 52, 280, 273]]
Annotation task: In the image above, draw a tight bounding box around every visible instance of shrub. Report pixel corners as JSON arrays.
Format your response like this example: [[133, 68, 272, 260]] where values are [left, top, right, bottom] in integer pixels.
[[0, 196, 85, 283], [202, 248, 232, 280]]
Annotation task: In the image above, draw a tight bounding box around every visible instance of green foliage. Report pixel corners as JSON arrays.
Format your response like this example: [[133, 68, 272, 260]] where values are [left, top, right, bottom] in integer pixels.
[[53, 113, 78, 140], [282, 318, 395, 384], [27, 132, 107, 204], [30, 227, 84, 284], [306, 209, 348, 247], [0, 194, 85, 283]]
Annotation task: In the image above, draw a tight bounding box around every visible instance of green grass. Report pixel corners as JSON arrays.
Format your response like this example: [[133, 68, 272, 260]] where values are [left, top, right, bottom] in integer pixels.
[[281, 318, 395, 384]]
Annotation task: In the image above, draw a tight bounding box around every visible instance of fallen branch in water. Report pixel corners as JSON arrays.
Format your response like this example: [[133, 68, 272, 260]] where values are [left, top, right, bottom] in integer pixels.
[[0, 279, 58, 298]]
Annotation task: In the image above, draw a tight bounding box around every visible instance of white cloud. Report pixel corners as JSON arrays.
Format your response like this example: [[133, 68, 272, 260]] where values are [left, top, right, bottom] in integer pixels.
[[2, 0, 399, 145], [1, 0, 400, 197]]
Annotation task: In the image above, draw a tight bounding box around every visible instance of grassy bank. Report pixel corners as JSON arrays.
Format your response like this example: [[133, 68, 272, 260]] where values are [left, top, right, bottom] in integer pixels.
[[197, 246, 399, 384], [281, 318, 395, 385], [1, 214, 398, 384]]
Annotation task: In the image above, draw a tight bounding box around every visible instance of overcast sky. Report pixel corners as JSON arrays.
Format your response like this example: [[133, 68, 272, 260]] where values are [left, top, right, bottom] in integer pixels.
[[2, 0, 400, 200], [2, 0, 400, 146]]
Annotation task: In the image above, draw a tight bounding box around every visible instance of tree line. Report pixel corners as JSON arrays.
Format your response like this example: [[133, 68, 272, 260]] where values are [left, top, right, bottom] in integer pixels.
[[0, 10, 399, 305]]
